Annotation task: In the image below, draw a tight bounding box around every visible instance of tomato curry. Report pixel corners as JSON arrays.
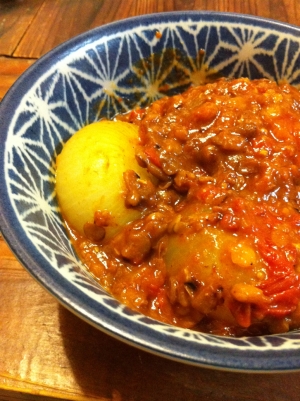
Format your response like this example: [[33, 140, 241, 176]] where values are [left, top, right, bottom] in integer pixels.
[[68, 77, 300, 336]]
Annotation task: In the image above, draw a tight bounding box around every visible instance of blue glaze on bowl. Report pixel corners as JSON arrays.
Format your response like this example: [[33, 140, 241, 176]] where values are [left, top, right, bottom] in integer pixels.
[[1, 11, 300, 372]]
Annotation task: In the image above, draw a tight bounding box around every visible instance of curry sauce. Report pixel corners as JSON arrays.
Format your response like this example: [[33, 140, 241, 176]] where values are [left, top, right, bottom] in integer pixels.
[[68, 77, 300, 336]]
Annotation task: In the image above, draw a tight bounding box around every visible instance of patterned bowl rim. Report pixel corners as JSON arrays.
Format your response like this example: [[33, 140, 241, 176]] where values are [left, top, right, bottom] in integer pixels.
[[1, 11, 300, 372]]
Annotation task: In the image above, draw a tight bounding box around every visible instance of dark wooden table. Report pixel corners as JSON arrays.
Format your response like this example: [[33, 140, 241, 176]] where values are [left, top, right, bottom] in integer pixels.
[[1, 1, 300, 400]]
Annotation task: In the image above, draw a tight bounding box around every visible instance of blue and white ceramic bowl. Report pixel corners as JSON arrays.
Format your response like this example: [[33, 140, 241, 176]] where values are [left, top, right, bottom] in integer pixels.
[[1, 11, 300, 372]]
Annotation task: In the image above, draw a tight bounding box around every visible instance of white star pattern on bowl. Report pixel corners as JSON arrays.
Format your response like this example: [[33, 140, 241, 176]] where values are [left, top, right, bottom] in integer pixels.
[[2, 12, 300, 371]]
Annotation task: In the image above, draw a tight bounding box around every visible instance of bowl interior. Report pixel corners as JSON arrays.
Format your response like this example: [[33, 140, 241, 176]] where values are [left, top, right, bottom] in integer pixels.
[[1, 11, 300, 372]]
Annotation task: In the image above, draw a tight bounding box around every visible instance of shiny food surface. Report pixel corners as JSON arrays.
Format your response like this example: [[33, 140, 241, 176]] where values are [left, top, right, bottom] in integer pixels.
[[68, 78, 300, 337], [2, 1, 300, 399]]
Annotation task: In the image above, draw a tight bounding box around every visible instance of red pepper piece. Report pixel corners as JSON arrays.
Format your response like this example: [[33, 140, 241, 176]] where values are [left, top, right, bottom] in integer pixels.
[[144, 146, 162, 167]]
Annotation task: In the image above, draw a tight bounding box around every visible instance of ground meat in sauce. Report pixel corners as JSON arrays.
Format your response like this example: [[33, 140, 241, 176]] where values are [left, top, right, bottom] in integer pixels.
[[72, 77, 300, 337]]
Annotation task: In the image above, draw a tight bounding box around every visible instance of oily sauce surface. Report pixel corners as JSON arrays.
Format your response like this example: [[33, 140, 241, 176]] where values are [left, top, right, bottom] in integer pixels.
[[72, 78, 300, 336]]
